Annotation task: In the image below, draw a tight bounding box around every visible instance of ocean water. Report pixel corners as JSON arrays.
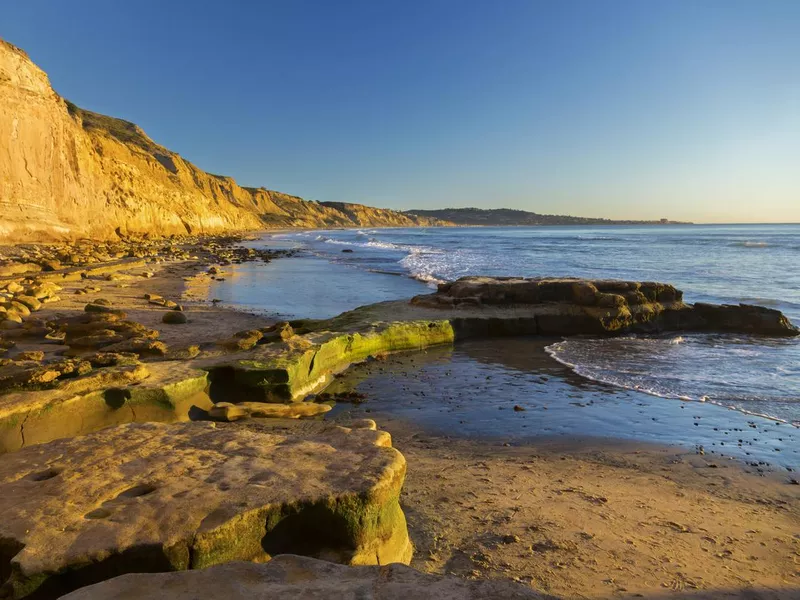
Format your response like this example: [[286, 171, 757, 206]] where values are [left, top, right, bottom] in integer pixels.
[[214, 224, 800, 426]]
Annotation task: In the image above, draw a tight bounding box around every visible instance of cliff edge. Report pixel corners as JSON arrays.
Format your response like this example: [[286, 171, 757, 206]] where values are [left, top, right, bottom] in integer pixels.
[[0, 39, 442, 242]]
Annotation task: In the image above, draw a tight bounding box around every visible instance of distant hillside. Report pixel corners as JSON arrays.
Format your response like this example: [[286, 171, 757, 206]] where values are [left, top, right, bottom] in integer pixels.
[[406, 208, 691, 226]]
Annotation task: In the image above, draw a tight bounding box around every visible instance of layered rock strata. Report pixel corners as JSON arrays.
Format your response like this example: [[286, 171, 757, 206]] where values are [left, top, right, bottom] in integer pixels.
[[0, 39, 444, 242]]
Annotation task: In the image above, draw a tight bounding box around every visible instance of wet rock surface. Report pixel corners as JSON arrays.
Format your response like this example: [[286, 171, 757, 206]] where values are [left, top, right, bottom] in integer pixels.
[[60, 555, 549, 600], [0, 421, 411, 599], [411, 276, 799, 337]]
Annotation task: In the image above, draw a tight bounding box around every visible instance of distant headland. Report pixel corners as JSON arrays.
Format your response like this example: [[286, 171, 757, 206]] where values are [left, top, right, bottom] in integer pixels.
[[406, 207, 692, 226]]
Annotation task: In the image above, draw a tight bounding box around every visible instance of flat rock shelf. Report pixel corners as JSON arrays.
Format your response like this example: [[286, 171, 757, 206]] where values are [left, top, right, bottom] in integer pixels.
[[0, 421, 411, 599], [60, 554, 553, 600]]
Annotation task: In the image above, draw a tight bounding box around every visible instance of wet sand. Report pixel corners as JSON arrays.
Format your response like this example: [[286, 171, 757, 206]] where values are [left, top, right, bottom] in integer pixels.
[[324, 339, 800, 598], [382, 425, 800, 599]]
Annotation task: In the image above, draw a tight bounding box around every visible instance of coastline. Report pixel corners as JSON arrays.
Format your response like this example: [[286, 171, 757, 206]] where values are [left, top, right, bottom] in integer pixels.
[[1, 234, 798, 598]]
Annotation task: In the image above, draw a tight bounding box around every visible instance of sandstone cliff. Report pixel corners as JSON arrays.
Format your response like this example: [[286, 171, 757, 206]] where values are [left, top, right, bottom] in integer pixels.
[[0, 39, 443, 242]]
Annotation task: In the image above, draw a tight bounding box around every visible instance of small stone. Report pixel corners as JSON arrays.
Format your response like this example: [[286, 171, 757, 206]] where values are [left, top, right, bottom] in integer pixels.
[[4, 282, 24, 294], [17, 350, 45, 361], [513, 405, 526, 411], [14, 295, 42, 312], [501, 534, 521, 544], [9, 301, 30, 317], [162, 311, 188, 325], [40, 259, 62, 272], [84, 303, 125, 317]]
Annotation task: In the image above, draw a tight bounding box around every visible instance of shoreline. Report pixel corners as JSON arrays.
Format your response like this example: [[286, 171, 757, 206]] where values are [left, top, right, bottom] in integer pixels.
[[1, 236, 798, 598]]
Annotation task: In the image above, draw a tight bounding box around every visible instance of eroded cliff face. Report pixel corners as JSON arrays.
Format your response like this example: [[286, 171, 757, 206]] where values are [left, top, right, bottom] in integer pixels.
[[0, 39, 442, 242]]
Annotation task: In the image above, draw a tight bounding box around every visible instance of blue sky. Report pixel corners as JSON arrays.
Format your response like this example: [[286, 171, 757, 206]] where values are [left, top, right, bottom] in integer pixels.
[[2, 1, 799, 222]]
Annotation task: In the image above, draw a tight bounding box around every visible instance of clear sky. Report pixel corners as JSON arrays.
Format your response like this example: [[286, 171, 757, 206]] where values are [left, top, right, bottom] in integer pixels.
[[2, 1, 799, 223]]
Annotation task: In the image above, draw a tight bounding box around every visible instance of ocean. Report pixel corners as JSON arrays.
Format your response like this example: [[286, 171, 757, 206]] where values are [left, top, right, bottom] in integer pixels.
[[210, 224, 800, 431]]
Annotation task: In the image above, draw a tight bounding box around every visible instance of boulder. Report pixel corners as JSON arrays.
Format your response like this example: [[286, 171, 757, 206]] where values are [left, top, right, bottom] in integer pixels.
[[260, 322, 295, 343], [85, 352, 140, 368], [84, 303, 126, 318], [39, 259, 61, 272], [60, 555, 548, 600], [68, 331, 126, 349], [162, 311, 188, 325], [220, 329, 263, 351], [0, 422, 412, 598], [4, 282, 25, 294], [8, 301, 30, 317], [692, 303, 799, 337], [102, 338, 169, 357]]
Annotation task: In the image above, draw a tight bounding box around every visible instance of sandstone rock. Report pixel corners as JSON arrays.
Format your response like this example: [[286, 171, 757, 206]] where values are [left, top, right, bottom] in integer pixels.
[[0, 315, 23, 328], [8, 301, 30, 317], [422, 276, 682, 308], [207, 401, 249, 421], [0, 263, 40, 277], [412, 276, 798, 337], [220, 329, 263, 351], [692, 303, 798, 336], [4, 282, 24, 294], [60, 555, 548, 600], [16, 350, 44, 362], [40, 259, 61, 271], [0, 363, 61, 391], [0, 39, 444, 243], [84, 303, 126, 317], [165, 345, 201, 360], [260, 321, 295, 343], [69, 331, 125, 349], [0, 362, 208, 454], [0, 421, 412, 598], [85, 351, 140, 368], [203, 321, 454, 402], [162, 311, 188, 325], [102, 338, 169, 357], [238, 401, 332, 419]]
